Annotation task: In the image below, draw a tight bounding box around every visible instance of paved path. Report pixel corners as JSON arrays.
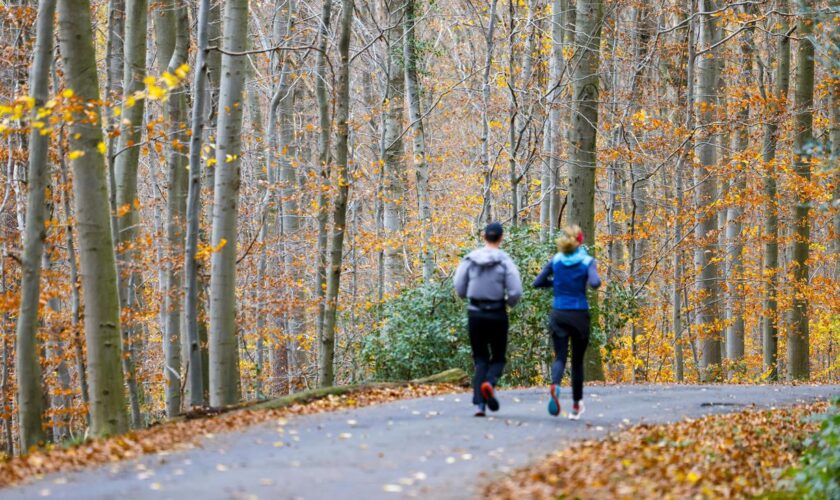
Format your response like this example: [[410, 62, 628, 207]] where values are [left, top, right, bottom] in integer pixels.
[[2, 384, 836, 500]]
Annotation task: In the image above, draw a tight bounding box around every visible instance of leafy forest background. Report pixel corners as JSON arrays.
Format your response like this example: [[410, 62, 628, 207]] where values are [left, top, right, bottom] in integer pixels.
[[0, 0, 837, 455]]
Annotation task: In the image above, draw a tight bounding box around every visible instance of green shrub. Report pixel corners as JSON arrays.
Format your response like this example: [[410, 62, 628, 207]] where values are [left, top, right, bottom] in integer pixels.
[[785, 399, 840, 499], [360, 225, 556, 386]]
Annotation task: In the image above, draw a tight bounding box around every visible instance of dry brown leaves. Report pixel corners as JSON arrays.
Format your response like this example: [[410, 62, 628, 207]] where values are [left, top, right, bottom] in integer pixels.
[[0, 383, 459, 488], [486, 402, 828, 500]]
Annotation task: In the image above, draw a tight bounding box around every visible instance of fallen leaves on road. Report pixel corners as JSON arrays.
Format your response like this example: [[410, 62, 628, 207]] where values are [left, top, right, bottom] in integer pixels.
[[486, 402, 828, 499], [0, 383, 459, 488]]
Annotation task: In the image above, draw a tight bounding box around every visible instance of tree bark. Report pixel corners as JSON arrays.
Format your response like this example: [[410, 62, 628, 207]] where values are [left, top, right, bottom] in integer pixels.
[[57, 0, 129, 436], [182, 0, 212, 407], [693, 0, 722, 380], [162, 0, 189, 417], [319, 0, 354, 388], [208, 0, 249, 406], [760, 2, 789, 380], [15, 0, 56, 451], [382, 0, 407, 294], [567, 0, 604, 381], [404, 0, 434, 281], [723, 11, 753, 370], [541, 0, 566, 237], [314, 0, 333, 361], [787, 0, 814, 381]]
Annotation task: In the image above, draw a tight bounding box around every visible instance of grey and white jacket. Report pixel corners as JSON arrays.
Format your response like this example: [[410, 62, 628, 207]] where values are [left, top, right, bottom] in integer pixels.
[[453, 247, 523, 311]]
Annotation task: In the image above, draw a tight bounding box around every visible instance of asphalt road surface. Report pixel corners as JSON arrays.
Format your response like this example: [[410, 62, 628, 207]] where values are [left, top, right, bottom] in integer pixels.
[[2, 384, 836, 500]]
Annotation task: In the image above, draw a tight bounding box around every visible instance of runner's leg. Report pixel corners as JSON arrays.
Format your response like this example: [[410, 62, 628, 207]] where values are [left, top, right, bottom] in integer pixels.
[[486, 313, 508, 386], [469, 314, 490, 405]]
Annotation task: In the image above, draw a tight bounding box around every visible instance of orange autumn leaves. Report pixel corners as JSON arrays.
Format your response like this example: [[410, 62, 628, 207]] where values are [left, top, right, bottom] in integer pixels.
[[486, 402, 828, 499]]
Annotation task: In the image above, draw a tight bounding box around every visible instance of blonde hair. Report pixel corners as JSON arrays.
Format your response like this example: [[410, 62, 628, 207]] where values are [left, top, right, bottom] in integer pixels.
[[556, 225, 583, 254]]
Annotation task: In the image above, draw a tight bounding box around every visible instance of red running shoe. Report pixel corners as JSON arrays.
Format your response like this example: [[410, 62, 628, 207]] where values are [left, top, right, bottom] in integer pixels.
[[480, 382, 499, 412]]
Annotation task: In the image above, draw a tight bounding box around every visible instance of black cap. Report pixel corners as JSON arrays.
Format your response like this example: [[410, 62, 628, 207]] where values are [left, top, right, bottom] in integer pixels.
[[484, 222, 503, 242]]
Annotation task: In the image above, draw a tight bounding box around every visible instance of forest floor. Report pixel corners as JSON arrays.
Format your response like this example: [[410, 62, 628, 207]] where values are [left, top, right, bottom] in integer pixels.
[[0, 384, 835, 499]]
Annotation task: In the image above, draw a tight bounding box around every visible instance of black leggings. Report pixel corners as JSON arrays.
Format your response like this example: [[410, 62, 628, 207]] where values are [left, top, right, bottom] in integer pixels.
[[549, 310, 590, 402], [468, 311, 508, 405]]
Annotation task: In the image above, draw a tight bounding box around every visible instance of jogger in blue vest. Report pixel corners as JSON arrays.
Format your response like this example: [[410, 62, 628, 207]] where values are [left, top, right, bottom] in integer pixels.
[[533, 225, 601, 420]]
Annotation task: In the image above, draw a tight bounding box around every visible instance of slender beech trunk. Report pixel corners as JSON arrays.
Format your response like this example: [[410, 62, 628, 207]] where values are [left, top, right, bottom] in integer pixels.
[[382, 0, 407, 294], [105, 0, 125, 243], [208, 0, 249, 406], [404, 0, 434, 281], [567, 0, 604, 381], [788, 0, 814, 380], [760, 3, 789, 379], [693, 0, 722, 379], [44, 250, 73, 442], [162, 0, 189, 417], [314, 0, 333, 347], [112, 0, 147, 429], [182, 0, 211, 407], [542, 0, 566, 237], [675, 4, 695, 383], [273, 0, 301, 390], [319, 0, 354, 388], [15, 0, 55, 450], [57, 0, 129, 436], [628, 4, 651, 381], [479, 0, 499, 226], [724, 15, 752, 369]]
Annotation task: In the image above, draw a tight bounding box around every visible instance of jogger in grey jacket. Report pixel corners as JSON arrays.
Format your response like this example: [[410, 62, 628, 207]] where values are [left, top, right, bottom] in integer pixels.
[[454, 222, 522, 416]]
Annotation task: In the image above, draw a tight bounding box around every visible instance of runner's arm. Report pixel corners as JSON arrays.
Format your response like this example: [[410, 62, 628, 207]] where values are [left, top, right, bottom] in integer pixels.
[[453, 259, 470, 298], [587, 259, 602, 289], [532, 261, 553, 288]]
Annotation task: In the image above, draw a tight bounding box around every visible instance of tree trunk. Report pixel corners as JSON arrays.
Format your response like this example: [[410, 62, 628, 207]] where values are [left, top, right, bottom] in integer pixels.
[[112, 0, 148, 429], [542, 0, 566, 237], [404, 0, 434, 281], [567, 0, 604, 381], [319, 0, 354, 388], [105, 0, 125, 243], [161, 0, 189, 417], [272, 0, 301, 391], [182, 0, 211, 408], [314, 0, 333, 360], [15, 0, 55, 451], [788, 0, 814, 381], [723, 12, 752, 370], [760, 2, 789, 380], [382, 0, 407, 294], [57, 0, 129, 436], [479, 0, 499, 226], [208, 0, 249, 406], [693, 0, 722, 380]]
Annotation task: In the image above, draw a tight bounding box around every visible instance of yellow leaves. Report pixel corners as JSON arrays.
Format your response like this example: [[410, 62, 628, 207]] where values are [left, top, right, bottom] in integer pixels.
[[174, 63, 190, 79], [147, 84, 166, 101], [196, 239, 227, 261], [161, 72, 180, 89], [488, 120, 502, 129], [61, 89, 74, 99], [225, 154, 238, 163], [68, 150, 85, 160], [686, 471, 701, 484], [97, 142, 107, 155], [206, 158, 217, 167]]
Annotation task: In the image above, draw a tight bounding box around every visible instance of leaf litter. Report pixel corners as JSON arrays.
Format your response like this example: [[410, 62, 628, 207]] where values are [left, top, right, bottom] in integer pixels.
[[485, 402, 828, 499]]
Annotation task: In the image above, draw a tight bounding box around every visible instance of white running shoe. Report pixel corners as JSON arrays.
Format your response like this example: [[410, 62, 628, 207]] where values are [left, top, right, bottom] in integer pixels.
[[568, 401, 585, 420]]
